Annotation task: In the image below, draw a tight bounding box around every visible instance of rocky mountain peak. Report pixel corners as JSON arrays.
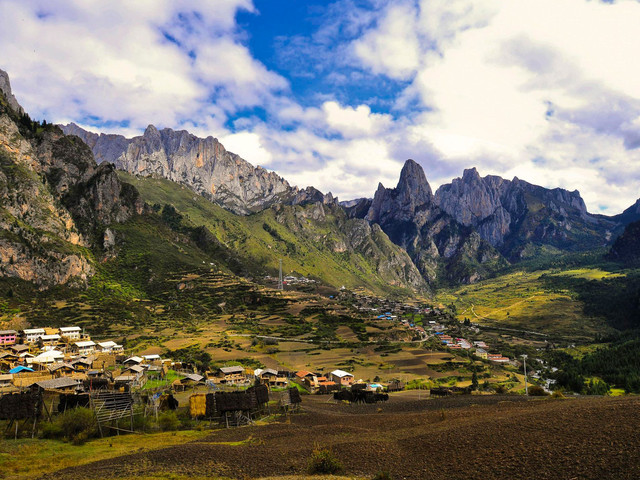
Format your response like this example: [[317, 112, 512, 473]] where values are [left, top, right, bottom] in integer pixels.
[[462, 167, 481, 181], [397, 159, 433, 203], [366, 160, 434, 225], [62, 123, 297, 215], [0, 68, 23, 114], [144, 124, 160, 136]]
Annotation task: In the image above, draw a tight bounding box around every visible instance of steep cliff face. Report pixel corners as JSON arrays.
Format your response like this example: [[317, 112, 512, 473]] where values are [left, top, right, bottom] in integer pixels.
[[62, 123, 298, 215], [607, 220, 640, 265], [435, 168, 617, 260], [613, 198, 640, 226], [0, 70, 144, 287], [365, 160, 505, 285]]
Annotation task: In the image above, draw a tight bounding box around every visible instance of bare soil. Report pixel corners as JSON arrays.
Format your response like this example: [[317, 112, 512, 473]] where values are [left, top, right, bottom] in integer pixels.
[[49, 393, 640, 480]]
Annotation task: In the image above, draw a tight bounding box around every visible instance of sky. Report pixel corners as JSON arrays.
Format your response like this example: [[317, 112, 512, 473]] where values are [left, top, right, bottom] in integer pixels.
[[1, 0, 640, 214]]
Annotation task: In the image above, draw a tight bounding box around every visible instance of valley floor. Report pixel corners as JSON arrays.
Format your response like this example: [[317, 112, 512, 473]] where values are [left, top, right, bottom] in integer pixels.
[[41, 393, 640, 480]]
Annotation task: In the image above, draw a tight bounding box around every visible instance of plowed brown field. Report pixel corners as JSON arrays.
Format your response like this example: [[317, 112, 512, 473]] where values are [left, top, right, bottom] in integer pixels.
[[49, 393, 640, 480]]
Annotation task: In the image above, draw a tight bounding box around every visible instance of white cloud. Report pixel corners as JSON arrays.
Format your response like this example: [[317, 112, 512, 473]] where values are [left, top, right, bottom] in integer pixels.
[[219, 131, 274, 167], [2, 0, 640, 214], [346, 0, 640, 212], [352, 2, 421, 80], [322, 101, 392, 138], [0, 0, 278, 131]]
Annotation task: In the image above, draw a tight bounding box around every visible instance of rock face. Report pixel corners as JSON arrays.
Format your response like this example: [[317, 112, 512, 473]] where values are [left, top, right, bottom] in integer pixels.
[[0, 69, 23, 114], [364, 160, 505, 285], [62, 123, 298, 215], [270, 201, 428, 292], [435, 168, 618, 260], [613, 198, 640, 226], [292, 186, 337, 207], [608, 220, 640, 265], [0, 69, 144, 288]]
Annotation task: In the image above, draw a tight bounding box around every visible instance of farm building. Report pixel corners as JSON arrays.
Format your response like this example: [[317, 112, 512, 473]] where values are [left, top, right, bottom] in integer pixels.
[[295, 370, 315, 382], [0, 330, 17, 346], [387, 380, 405, 392], [72, 341, 96, 356], [123, 356, 143, 366], [179, 373, 204, 389], [59, 326, 82, 340], [253, 368, 289, 387], [330, 369, 354, 386], [48, 363, 76, 377], [217, 366, 246, 384], [71, 358, 93, 371], [0, 374, 14, 390], [34, 377, 82, 393], [10, 344, 30, 355], [30, 350, 64, 366], [488, 354, 510, 363], [475, 348, 488, 359], [23, 328, 45, 343], [40, 334, 61, 347], [96, 341, 123, 354], [0, 352, 19, 370]]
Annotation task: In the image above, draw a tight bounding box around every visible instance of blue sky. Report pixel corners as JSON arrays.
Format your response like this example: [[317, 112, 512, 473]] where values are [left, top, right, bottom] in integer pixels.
[[1, 0, 640, 214]]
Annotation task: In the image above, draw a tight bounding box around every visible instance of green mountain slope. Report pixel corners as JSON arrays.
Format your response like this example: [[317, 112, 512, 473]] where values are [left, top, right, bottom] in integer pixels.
[[117, 172, 427, 296]]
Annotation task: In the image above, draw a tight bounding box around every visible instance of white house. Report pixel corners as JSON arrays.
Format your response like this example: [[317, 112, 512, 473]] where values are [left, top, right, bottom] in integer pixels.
[[96, 341, 123, 354], [31, 350, 64, 365], [40, 334, 61, 347], [59, 326, 82, 340], [23, 328, 45, 343], [73, 340, 96, 355], [330, 369, 354, 386], [123, 356, 143, 365]]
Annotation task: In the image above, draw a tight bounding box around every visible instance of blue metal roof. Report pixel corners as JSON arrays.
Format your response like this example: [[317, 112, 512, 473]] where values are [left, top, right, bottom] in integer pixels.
[[9, 366, 34, 374]]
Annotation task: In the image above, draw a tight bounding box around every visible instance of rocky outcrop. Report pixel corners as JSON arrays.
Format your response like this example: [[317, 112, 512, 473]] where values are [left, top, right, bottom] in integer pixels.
[[61, 123, 298, 215], [0, 69, 145, 288], [0, 69, 22, 114], [292, 186, 337, 207], [435, 168, 617, 259], [364, 159, 505, 285]]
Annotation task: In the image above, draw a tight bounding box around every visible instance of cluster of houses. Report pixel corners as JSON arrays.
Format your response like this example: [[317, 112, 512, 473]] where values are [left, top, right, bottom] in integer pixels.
[[0, 325, 134, 393], [291, 369, 403, 394], [436, 334, 511, 364]]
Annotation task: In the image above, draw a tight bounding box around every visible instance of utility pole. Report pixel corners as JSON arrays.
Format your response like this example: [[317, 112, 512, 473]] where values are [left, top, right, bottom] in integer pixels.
[[522, 354, 528, 395], [278, 258, 283, 291]]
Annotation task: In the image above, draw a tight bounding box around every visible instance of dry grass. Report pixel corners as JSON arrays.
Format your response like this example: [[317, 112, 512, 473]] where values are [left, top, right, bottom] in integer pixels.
[[0, 430, 210, 480]]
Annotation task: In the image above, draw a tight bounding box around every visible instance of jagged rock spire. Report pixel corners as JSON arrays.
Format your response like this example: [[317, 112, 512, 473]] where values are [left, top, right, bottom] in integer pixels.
[[0, 69, 24, 114]]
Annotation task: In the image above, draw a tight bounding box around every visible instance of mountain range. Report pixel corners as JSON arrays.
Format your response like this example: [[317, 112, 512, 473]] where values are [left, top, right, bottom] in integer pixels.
[[2, 68, 639, 293]]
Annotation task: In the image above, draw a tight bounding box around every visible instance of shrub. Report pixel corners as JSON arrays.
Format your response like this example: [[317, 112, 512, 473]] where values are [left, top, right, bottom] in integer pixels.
[[157, 411, 180, 431], [551, 390, 565, 399], [307, 446, 343, 474], [493, 384, 507, 394], [527, 385, 548, 396], [43, 407, 98, 444]]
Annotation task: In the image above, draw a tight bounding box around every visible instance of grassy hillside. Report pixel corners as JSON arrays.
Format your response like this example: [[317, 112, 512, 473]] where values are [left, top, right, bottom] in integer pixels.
[[117, 172, 424, 297], [435, 267, 626, 341]]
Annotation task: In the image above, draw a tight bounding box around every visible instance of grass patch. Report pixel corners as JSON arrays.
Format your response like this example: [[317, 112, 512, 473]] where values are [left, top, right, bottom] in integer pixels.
[[0, 430, 210, 480]]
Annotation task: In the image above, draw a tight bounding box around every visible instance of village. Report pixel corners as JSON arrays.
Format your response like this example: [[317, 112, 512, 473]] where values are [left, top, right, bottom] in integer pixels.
[[0, 297, 514, 398]]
